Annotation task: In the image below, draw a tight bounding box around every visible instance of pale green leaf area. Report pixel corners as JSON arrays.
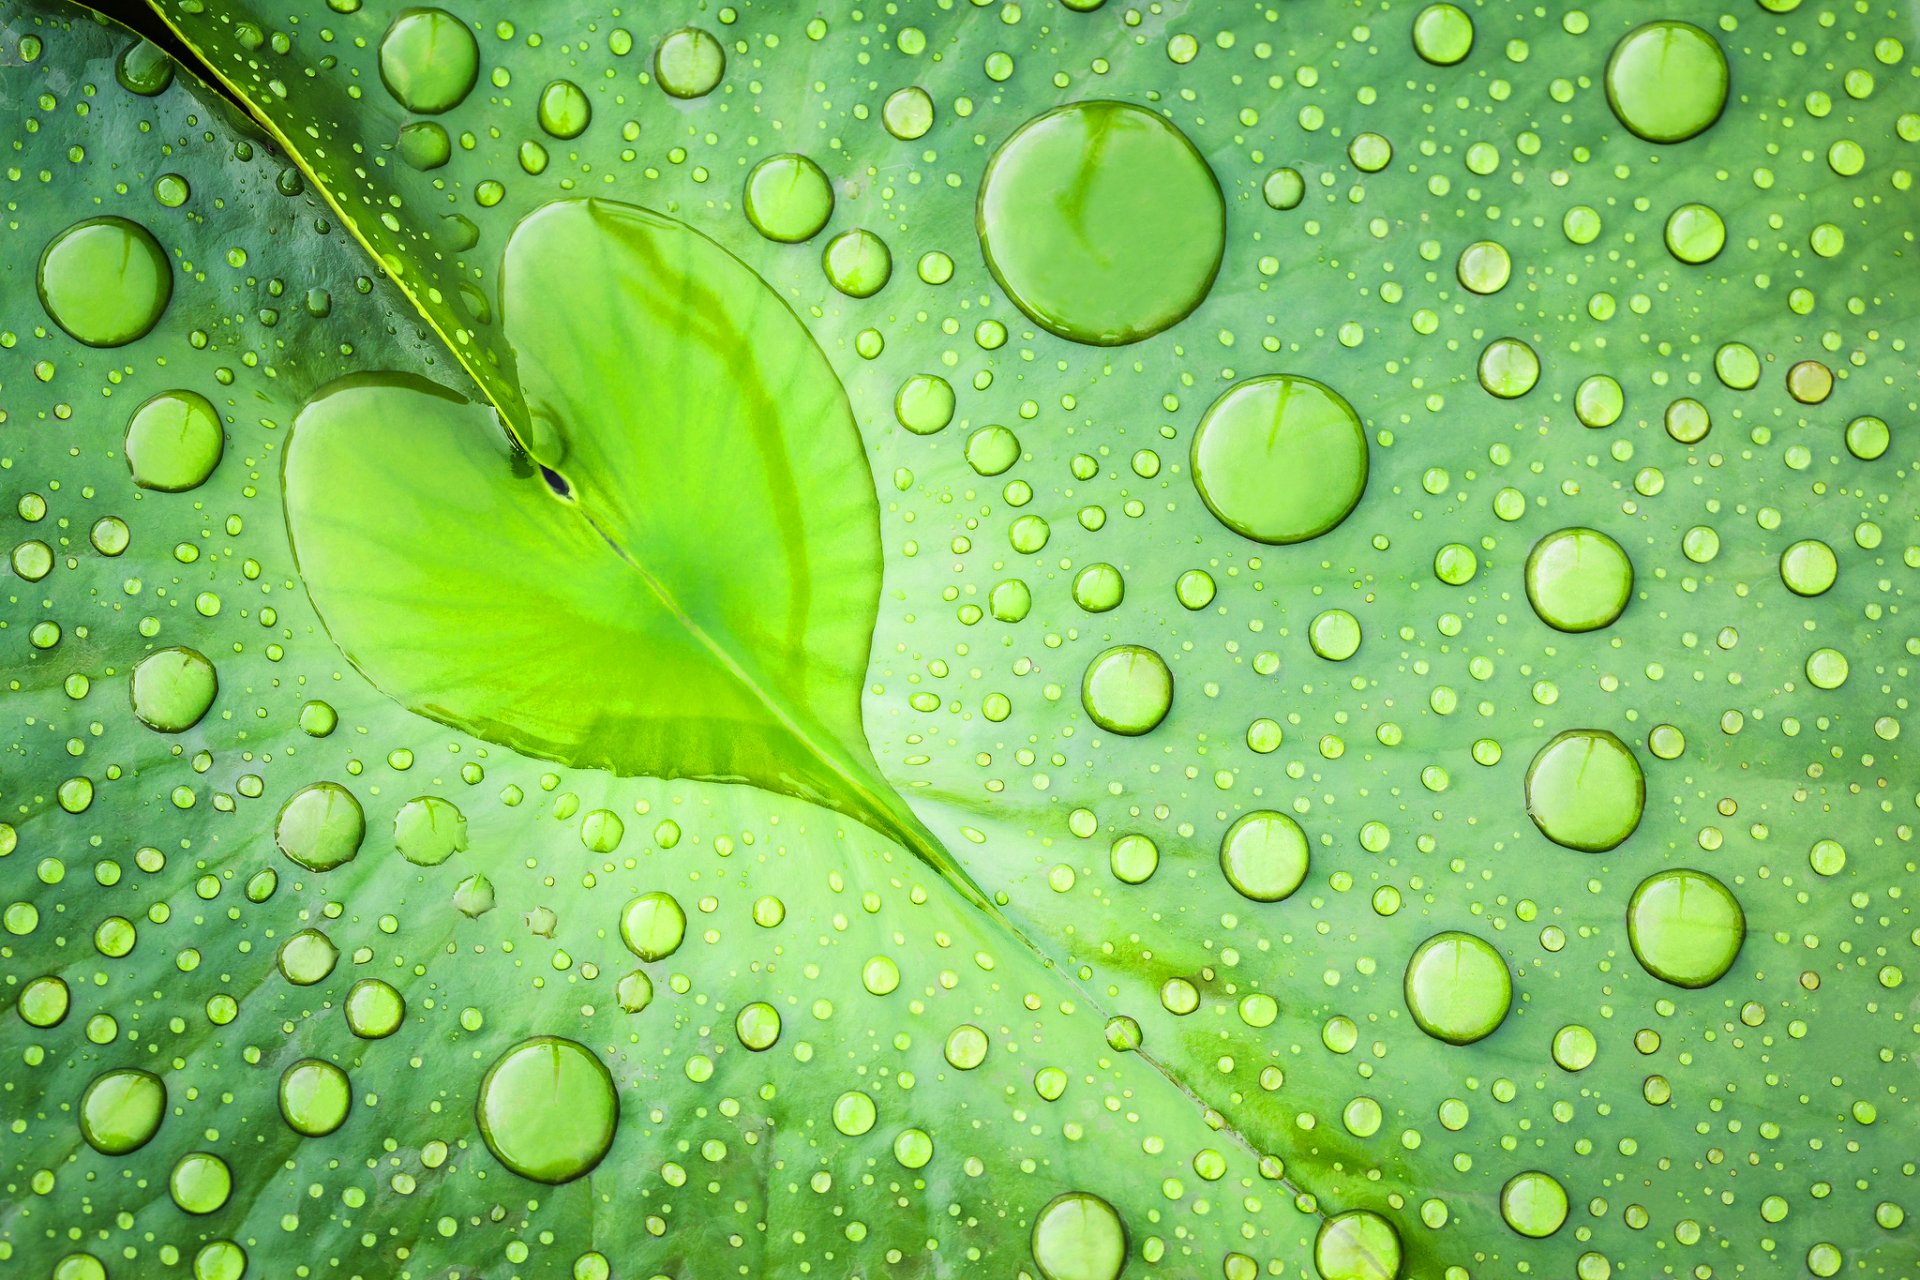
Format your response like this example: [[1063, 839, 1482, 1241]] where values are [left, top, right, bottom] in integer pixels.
[[2, 1, 1917, 1279]]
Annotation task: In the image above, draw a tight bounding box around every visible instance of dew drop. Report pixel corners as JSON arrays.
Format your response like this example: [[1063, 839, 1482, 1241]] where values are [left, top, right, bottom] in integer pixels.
[[1314, 1208, 1402, 1280], [279, 1058, 352, 1137], [978, 100, 1223, 345], [1031, 1190, 1128, 1280], [1218, 810, 1310, 903], [1605, 22, 1729, 144], [1501, 1170, 1570, 1238], [1629, 869, 1746, 989], [378, 8, 478, 114], [1190, 375, 1368, 545], [745, 153, 834, 243], [1525, 527, 1633, 632], [170, 1151, 232, 1215], [38, 217, 172, 348], [1404, 931, 1512, 1045], [275, 782, 365, 872], [80, 1068, 166, 1155], [476, 1037, 618, 1184], [393, 795, 468, 866], [344, 978, 405, 1038], [1411, 3, 1474, 66], [655, 27, 725, 99], [1525, 729, 1645, 852], [620, 891, 686, 961], [822, 228, 892, 297], [1080, 644, 1172, 735], [129, 646, 217, 733]]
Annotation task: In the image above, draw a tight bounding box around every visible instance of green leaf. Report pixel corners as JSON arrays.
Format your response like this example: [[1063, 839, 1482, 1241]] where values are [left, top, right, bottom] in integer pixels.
[[6, 1, 1918, 1278], [283, 198, 972, 901]]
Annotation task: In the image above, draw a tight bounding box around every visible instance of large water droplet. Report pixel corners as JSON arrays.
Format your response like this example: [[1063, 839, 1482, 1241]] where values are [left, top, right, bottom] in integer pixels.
[[125, 390, 225, 492], [275, 782, 365, 871], [1403, 931, 1512, 1044], [279, 1058, 352, 1137], [1031, 1190, 1128, 1280], [1080, 644, 1172, 735], [1313, 1208, 1402, 1280], [393, 795, 467, 866], [537, 78, 591, 139], [170, 1151, 232, 1215], [1218, 810, 1310, 903], [744, 153, 834, 243], [476, 1037, 618, 1184], [1628, 869, 1745, 988], [1411, 3, 1474, 66], [1525, 527, 1633, 633], [620, 891, 687, 961], [345, 978, 405, 1038], [1500, 1170, 1570, 1238], [378, 8, 478, 114], [38, 217, 172, 347], [1190, 375, 1369, 545], [80, 1068, 166, 1155], [1525, 729, 1645, 852], [978, 100, 1223, 346], [129, 646, 217, 733], [655, 27, 725, 99], [1604, 22, 1728, 144]]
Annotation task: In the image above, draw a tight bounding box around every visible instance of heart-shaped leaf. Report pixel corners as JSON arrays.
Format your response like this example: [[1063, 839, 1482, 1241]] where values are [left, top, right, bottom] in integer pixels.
[[285, 198, 980, 902]]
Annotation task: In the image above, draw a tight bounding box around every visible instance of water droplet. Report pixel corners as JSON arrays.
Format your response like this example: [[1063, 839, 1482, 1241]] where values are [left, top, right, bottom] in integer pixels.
[[275, 782, 365, 871], [616, 969, 654, 1013], [1219, 810, 1310, 903], [895, 372, 955, 435], [476, 1037, 618, 1183], [537, 79, 591, 139], [1501, 1170, 1570, 1237], [620, 891, 686, 961], [978, 100, 1224, 345], [38, 217, 172, 347], [398, 120, 451, 170], [745, 153, 834, 243], [378, 8, 478, 114], [1314, 1208, 1402, 1280], [1525, 729, 1645, 852], [832, 1089, 877, 1136], [883, 86, 934, 140], [170, 1151, 233, 1215], [1404, 931, 1512, 1044], [1309, 608, 1363, 661], [1262, 166, 1305, 210], [393, 795, 468, 865], [1664, 203, 1726, 264], [1780, 539, 1837, 596], [125, 390, 224, 492], [279, 1058, 352, 1136], [1628, 869, 1747, 989], [965, 424, 1021, 476], [345, 978, 405, 1038], [655, 27, 725, 99], [1411, 3, 1475, 66], [1191, 375, 1368, 545], [1552, 1024, 1598, 1071], [80, 1068, 166, 1155], [1110, 833, 1160, 884], [1845, 414, 1890, 461], [116, 40, 174, 96], [1477, 337, 1540, 398], [278, 929, 339, 985], [1605, 22, 1729, 144], [1031, 1191, 1128, 1280], [1456, 239, 1511, 293], [1525, 527, 1633, 632], [1805, 646, 1849, 690], [1080, 644, 1172, 735], [944, 1023, 989, 1069], [735, 1001, 781, 1050], [129, 646, 217, 733], [1072, 563, 1125, 613], [822, 228, 891, 297]]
